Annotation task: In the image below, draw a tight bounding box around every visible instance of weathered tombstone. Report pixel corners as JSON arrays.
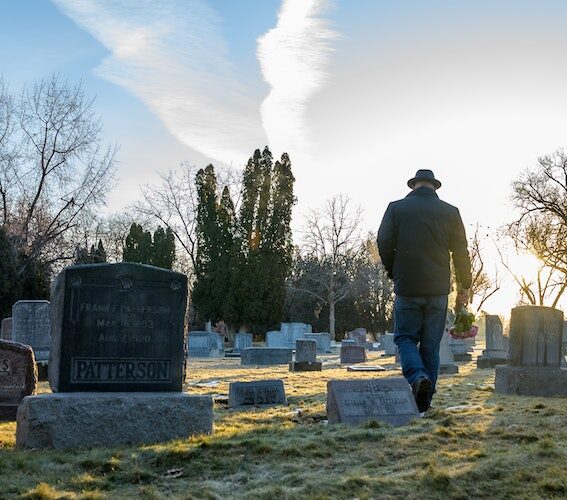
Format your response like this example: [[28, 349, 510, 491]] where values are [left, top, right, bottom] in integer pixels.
[[348, 328, 367, 346], [267, 323, 312, 349], [16, 263, 213, 449], [241, 347, 292, 366], [439, 330, 458, 375], [290, 339, 322, 371], [340, 344, 366, 365], [477, 315, 508, 368], [12, 301, 51, 364], [0, 340, 37, 420], [1, 318, 12, 341], [381, 333, 397, 356], [188, 332, 223, 358], [326, 378, 419, 426], [228, 380, 287, 407], [234, 332, 253, 354], [367, 342, 381, 352], [449, 337, 472, 361], [304, 333, 331, 353], [495, 306, 567, 396], [281, 322, 312, 336]]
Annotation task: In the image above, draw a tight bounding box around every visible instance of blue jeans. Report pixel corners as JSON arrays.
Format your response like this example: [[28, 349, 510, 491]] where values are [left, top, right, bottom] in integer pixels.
[[393, 295, 448, 397]]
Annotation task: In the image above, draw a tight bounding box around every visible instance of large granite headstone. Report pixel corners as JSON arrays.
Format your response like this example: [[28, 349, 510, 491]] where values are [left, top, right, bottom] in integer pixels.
[[326, 378, 419, 426], [477, 315, 508, 368], [290, 339, 322, 371], [1, 318, 12, 341], [304, 333, 331, 353], [17, 263, 214, 449], [228, 380, 287, 407], [12, 301, 51, 363], [241, 347, 292, 366], [381, 333, 397, 356], [234, 332, 253, 354], [495, 306, 567, 396], [0, 340, 37, 419], [188, 332, 223, 358], [340, 344, 366, 365]]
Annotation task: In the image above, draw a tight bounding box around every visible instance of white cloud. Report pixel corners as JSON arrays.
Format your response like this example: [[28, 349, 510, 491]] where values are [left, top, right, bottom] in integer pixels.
[[52, 0, 266, 166], [257, 0, 337, 157]]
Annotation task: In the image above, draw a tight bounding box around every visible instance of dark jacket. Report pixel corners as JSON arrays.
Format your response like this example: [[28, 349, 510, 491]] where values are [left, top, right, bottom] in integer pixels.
[[377, 186, 472, 297]]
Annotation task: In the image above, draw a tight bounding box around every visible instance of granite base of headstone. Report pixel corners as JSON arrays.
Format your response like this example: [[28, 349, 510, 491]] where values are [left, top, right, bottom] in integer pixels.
[[1, 318, 12, 341], [326, 378, 419, 426], [340, 345, 366, 365], [290, 339, 322, 371], [16, 393, 213, 449], [304, 333, 331, 353], [477, 315, 508, 368], [381, 333, 396, 356], [188, 331, 224, 358], [16, 263, 214, 449], [496, 306, 567, 396], [233, 332, 253, 354], [0, 340, 37, 420], [241, 347, 292, 366], [228, 380, 287, 407]]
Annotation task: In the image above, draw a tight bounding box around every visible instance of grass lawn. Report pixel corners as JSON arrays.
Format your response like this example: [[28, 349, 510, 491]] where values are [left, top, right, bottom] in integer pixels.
[[1, 349, 566, 499]]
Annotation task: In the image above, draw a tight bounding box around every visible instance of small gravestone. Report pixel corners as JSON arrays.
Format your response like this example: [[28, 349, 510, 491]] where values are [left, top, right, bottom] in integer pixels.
[[348, 328, 367, 346], [1, 318, 12, 341], [326, 378, 419, 426], [495, 306, 567, 396], [188, 332, 223, 358], [234, 332, 253, 354], [12, 301, 51, 364], [0, 340, 37, 419], [228, 380, 287, 407], [381, 333, 397, 356], [304, 333, 331, 353], [290, 339, 321, 371], [241, 347, 292, 366], [477, 315, 508, 368], [16, 263, 213, 449], [439, 315, 458, 374], [340, 344, 366, 365]]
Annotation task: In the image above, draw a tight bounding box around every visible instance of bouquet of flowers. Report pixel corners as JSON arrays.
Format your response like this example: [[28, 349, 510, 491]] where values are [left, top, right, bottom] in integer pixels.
[[449, 306, 478, 339]]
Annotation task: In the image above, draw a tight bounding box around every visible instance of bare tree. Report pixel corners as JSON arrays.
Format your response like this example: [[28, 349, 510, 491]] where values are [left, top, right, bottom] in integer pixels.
[[468, 225, 501, 313], [292, 195, 363, 337], [1, 75, 117, 272]]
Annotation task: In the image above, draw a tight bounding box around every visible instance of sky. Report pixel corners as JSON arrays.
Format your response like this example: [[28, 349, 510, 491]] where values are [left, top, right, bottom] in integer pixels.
[[2, 0, 567, 316]]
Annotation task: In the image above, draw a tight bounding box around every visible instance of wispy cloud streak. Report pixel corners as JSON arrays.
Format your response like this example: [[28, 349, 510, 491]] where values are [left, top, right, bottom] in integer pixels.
[[52, 0, 266, 165], [257, 0, 337, 156]]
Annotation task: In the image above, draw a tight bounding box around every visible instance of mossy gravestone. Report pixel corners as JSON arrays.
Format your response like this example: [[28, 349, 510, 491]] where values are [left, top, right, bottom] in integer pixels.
[[16, 263, 214, 449]]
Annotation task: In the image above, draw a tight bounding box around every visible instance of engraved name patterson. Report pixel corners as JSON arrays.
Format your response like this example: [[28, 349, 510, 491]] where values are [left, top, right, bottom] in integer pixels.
[[0, 358, 10, 373], [72, 358, 171, 383]]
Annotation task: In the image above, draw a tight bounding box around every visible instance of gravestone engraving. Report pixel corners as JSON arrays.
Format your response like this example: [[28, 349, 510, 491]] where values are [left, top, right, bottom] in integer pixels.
[[234, 332, 253, 354], [12, 301, 51, 363], [188, 332, 223, 358], [340, 345, 366, 365], [228, 380, 287, 407], [49, 263, 188, 392], [496, 306, 567, 396], [326, 378, 419, 426], [304, 333, 331, 353], [290, 339, 322, 371], [348, 328, 367, 346], [241, 347, 292, 366], [477, 315, 508, 368], [0, 340, 37, 419], [381, 333, 396, 356], [1, 318, 12, 341]]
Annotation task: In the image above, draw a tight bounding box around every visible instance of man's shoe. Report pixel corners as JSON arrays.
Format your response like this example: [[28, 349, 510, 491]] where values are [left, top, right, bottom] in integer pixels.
[[412, 376, 433, 413]]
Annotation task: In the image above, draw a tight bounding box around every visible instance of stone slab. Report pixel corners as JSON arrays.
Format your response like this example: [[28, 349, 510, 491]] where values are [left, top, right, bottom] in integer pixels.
[[326, 378, 419, 426], [188, 332, 223, 358], [49, 263, 188, 392], [476, 357, 508, 369], [233, 333, 253, 354], [16, 392, 213, 449], [495, 365, 567, 397], [241, 347, 292, 366], [1, 318, 12, 341], [304, 333, 331, 353], [340, 345, 366, 365], [439, 365, 459, 375], [381, 333, 397, 356], [289, 361, 322, 372], [12, 301, 51, 362], [346, 365, 386, 372], [348, 328, 367, 346], [295, 339, 317, 363], [0, 340, 37, 420], [454, 353, 472, 362], [228, 380, 286, 407]]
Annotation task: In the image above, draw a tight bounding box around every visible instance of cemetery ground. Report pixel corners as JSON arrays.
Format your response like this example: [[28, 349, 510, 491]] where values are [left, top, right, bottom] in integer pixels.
[[1, 351, 566, 499]]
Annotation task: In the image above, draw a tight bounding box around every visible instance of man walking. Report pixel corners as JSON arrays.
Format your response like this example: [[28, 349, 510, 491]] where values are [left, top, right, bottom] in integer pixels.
[[377, 170, 471, 413]]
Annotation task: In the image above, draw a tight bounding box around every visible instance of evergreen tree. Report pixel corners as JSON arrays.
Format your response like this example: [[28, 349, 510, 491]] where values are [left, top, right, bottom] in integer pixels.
[[123, 223, 152, 264], [75, 239, 107, 264], [152, 226, 175, 269]]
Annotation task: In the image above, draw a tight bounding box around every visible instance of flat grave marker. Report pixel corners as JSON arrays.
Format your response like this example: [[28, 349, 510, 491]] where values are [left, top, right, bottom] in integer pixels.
[[228, 380, 287, 407]]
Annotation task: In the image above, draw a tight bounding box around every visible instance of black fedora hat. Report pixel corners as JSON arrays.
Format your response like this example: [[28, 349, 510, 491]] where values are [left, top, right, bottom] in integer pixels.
[[407, 169, 442, 189]]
